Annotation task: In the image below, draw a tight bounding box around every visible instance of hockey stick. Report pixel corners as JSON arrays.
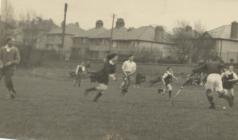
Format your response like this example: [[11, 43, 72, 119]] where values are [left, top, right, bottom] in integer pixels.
[[171, 87, 183, 106]]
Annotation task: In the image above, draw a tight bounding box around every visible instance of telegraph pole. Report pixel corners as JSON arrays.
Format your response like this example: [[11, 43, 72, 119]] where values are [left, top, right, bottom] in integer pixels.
[[61, 3, 68, 59], [109, 14, 115, 53]]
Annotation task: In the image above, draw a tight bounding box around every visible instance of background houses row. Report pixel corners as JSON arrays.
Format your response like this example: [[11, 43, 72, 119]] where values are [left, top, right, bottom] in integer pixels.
[[13, 18, 238, 63], [39, 18, 176, 62]]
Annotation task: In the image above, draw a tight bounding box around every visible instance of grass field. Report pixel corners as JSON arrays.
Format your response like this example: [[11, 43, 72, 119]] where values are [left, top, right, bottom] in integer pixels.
[[0, 68, 238, 140]]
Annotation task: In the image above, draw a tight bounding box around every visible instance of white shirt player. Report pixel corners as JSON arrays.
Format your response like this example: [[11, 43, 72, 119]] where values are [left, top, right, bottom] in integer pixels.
[[122, 60, 137, 74], [75, 64, 86, 75]]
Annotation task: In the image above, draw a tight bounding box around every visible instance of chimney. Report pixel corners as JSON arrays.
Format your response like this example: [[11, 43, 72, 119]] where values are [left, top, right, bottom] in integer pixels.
[[230, 21, 238, 39], [95, 20, 103, 29], [115, 18, 125, 29], [154, 26, 165, 42]]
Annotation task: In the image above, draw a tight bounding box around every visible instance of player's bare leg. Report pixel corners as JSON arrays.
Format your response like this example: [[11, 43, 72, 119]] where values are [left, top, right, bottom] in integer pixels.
[[121, 77, 130, 96], [168, 90, 172, 99], [206, 89, 215, 109], [217, 90, 232, 107], [84, 87, 96, 96], [4, 75, 16, 99], [226, 89, 234, 108]]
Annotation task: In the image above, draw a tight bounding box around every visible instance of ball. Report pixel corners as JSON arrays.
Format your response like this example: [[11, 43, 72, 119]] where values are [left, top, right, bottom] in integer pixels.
[[222, 106, 226, 110]]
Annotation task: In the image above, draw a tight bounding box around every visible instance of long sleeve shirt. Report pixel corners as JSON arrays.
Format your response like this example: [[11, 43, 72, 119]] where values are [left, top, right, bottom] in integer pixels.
[[122, 60, 137, 74], [0, 45, 21, 67]]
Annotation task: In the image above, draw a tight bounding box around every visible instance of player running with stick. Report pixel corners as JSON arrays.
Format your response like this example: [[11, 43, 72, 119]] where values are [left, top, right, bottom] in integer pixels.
[[121, 55, 137, 95], [221, 65, 238, 108], [158, 67, 178, 100], [84, 53, 118, 102]]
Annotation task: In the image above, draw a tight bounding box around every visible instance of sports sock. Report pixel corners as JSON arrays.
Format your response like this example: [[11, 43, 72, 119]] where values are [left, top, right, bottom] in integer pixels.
[[169, 91, 172, 99], [207, 95, 215, 107], [93, 92, 102, 102]]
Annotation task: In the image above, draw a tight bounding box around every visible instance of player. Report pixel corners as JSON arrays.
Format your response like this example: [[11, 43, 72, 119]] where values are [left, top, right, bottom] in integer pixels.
[[0, 38, 21, 99], [121, 55, 137, 95], [84, 53, 118, 102], [221, 65, 238, 107], [158, 67, 178, 99], [193, 57, 230, 109], [74, 62, 87, 87]]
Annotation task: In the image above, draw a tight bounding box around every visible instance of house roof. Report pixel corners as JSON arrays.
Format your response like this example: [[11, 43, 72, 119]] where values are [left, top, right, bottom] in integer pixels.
[[48, 23, 86, 36], [74, 25, 173, 44], [207, 24, 238, 42], [85, 27, 109, 38], [208, 25, 233, 40], [119, 26, 173, 43]]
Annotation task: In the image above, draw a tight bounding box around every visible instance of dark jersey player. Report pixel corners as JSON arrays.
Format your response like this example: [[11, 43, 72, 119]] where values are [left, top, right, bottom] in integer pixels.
[[84, 53, 118, 102], [158, 67, 178, 99], [193, 57, 231, 109], [221, 65, 238, 107]]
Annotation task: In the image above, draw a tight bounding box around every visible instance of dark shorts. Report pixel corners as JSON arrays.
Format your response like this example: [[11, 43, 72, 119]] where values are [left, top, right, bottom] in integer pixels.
[[223, 81, 235, 90], [90, 72, 109, 85], [0, 67, 15, 78]]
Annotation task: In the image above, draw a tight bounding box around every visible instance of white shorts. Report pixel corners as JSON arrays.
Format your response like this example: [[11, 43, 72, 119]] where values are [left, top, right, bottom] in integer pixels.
[[166, 84, 173, 91], [96, 84, 108, 91], [205, 73, 223, 92]]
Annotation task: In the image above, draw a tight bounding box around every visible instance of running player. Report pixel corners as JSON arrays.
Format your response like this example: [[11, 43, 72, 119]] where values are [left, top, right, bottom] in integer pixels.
[[121, 55, 137, 95], [193, 57, 230, 109], [0, 38, 21, 99], [84, 53, 118, 102], [221, 65, 238, 107], [158, 67, 178, 99]]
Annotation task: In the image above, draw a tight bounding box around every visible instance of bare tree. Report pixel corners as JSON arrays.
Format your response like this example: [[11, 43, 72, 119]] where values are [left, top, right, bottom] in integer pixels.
[[172, 25, 195, 63], [0, 0, 16, 45], [18, 11, 57, 66]]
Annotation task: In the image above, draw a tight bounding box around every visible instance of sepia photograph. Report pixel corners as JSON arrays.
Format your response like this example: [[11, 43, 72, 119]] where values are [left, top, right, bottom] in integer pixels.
[[0, 0, 238, 139]]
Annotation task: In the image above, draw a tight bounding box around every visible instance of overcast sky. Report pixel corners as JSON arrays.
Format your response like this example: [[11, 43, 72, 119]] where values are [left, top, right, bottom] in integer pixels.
[[4, 0, 238, 30]]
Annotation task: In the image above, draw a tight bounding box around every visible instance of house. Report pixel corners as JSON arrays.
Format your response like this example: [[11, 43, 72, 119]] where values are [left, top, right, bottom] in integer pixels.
[[46, 23, 86, 61], [72, 20, 111, 60], [73, 19, 175, 62], [205, 21, 238, 63], [111, 25, 175, 61]]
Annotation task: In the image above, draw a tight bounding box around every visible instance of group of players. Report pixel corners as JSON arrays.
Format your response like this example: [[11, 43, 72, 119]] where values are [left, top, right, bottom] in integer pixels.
[[0, 38, 238, 110], [74, 53, 238, 110]]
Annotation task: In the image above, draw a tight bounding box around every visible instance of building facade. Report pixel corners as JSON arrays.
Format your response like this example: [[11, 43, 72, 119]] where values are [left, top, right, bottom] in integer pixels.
[[73, 19, 175, 62], [205, 21, 238, 63]]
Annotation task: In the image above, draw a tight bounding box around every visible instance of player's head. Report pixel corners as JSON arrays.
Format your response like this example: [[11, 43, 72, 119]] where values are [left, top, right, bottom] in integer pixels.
[[167, 66, 172, 72], [81, 61, 85, 65], [6, 38, 14, 47], [128, 54, 134, 61], [107, 53, 118, 62], [229, 65, 234, 71], [223, 66, 229, 72]]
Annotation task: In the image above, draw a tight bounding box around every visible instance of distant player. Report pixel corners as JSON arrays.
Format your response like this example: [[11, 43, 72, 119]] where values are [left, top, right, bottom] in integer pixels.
[[0, 38, 21, 99], [121, 55, 137, 95], [158, 67, 178, 99], [193, 57, 231, 109], [74, 62, 87, 87], [221, 65, 238, 107], [84, 53, 118, 102]]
